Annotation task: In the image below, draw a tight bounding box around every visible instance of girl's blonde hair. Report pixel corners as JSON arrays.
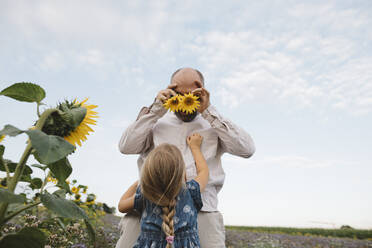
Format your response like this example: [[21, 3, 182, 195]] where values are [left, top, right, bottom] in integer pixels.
[[140, 143, 185, 246]]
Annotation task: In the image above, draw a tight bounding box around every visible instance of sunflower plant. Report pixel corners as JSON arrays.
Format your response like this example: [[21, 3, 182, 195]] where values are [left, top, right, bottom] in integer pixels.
[[163, 92, 200, 114], [0, 82, 102, 247]]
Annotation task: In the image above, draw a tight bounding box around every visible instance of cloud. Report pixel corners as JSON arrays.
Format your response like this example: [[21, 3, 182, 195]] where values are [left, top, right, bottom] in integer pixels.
[[1, 1, 189, 53], [190, 25, 371, 114], [40, 51, 65, 71], [2, 1, 372, 115], [288, 2, 369, 31], [77, 50, 106, 67]]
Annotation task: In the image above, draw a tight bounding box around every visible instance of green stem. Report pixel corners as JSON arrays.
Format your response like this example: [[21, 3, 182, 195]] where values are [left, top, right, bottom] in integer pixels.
[[36, 102, 41, 117], [0, 108, 58, 226], [2, 201, 41, 223], [0, 142, 33, 226], [8, 142, 32, 193], [0, 157, 10, 182], [39, 171, 52, 194]]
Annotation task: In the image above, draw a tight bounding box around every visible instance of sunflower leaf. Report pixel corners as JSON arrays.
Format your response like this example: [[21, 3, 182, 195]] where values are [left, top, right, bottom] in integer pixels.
[[0, 82, 46, 103], [53, 189, 67, 198], [57, 180, 70, 192], [0, 188, 26, 204], [63, 107, 87, 128], [0, 145, 4, 157], [0, 227, 46, 247], [0, 159, 33, 175], [48, 157, 72, 183], [40, 192, 88, 219], [29, 178, 43, 190], [25, 130, 74, 164], [0, 124, 24, 137], [30, 164, 48, 171], [0, 145, 4, 169], [20, 174, 32, 183]]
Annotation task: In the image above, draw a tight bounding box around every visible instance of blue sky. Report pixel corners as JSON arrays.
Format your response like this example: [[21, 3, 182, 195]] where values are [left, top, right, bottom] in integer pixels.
[[1, 0, 371, 228]]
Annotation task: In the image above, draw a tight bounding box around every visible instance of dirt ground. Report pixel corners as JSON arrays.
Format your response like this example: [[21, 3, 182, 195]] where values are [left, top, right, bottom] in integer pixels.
[[105, 215, 372, 248]]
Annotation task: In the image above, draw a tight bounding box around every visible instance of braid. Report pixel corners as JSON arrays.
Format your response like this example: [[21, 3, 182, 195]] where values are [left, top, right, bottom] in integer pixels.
[[161, 199, 177, 247]]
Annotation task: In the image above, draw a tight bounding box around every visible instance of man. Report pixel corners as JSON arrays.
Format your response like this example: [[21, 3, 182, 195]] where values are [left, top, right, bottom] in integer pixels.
[[116, 68, 255, 248]]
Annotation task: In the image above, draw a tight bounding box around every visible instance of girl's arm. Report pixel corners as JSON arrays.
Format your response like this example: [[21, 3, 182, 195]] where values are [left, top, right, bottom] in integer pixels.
[[118, 181, 138, 213], [187, 133, 209, 192]]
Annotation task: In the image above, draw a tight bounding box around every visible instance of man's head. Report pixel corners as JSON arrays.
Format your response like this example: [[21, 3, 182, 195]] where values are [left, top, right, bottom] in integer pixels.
[[170, 68, 204, 122]]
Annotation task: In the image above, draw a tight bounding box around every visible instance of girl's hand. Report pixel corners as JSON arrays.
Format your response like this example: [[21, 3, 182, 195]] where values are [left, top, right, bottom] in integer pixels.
[[187, 133, 203, 150]]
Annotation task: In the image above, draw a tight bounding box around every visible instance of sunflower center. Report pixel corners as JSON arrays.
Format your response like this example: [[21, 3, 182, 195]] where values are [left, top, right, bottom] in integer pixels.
[[185, 98, 194, 106]]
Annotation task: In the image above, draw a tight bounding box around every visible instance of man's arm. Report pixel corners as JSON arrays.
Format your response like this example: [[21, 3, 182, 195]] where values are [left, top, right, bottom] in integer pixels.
[[119, 85, 177, 154], [193, 86, 255, 158], [201, 105, 255, 158], [118, 99, 166, 154]]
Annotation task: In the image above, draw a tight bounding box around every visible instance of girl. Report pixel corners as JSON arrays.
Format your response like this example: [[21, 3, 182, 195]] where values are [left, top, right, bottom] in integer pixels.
[[118, 133, 209, 248]]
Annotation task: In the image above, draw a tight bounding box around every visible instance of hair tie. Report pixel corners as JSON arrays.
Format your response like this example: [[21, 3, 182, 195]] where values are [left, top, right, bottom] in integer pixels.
[[166, 235, 174, 244]]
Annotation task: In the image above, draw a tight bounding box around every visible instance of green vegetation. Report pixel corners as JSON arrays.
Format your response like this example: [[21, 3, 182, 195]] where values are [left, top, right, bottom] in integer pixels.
[[226, 225, 372, 240], [0, 82, 113, 247]]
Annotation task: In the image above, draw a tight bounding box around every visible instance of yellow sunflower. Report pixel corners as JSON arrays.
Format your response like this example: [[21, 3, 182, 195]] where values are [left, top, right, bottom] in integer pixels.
[[86, 194, 96, 205], [74, 193, 81, 201], [0, 178, 7, 188], [71, 186, 79, 194], [163, 95, 182, 112], [41, 98, 98, 147], [0, 135, 5, 143], [64, 98, 98, 147], [179, 93, 200, 114]]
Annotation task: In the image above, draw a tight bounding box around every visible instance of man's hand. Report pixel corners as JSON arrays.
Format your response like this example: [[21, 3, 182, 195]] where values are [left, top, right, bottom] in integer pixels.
[[156, 83, 177, 103], [192, 82, 210, 113]]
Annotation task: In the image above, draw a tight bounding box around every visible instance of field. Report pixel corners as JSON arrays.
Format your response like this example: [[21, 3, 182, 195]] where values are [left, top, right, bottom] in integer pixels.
[[225, 228, 372, 248], [104, 215, 372, 248]]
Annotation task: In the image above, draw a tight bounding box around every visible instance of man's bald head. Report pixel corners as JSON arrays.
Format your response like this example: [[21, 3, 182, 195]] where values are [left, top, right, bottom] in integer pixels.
[[170, 68, 204, 95]]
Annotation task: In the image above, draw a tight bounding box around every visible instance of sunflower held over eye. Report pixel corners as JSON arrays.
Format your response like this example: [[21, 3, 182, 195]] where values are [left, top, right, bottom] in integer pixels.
[[179, 93, 200, 114], [41, 98, 98, 147], [163, 95, 182, 112]]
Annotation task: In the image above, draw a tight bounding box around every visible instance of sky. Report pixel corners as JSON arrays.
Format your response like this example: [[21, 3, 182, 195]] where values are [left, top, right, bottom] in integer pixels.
[[0, 0, 371, 229]]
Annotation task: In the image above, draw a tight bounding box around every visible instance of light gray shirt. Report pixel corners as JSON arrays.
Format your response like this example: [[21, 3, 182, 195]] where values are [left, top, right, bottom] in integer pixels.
[[119, 99, 255, 211]]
